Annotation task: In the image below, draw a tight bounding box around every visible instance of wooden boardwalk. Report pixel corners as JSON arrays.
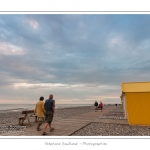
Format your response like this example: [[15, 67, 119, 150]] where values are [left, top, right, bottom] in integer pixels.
[[0, 105, 128, 136]]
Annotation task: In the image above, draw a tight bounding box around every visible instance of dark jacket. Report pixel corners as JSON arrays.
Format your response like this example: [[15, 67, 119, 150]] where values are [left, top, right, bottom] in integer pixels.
[[94, 102, 98, 106]]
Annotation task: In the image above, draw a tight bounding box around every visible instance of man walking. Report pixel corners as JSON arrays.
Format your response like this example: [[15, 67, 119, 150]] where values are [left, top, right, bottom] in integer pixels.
[[34, 96, 45, 131], [94, 101, 98, 112], [42, 94, 55, 135]]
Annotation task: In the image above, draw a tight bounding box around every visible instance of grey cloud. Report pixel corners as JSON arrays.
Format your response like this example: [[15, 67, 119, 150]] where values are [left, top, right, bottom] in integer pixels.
[[0, 14, 150, 103]]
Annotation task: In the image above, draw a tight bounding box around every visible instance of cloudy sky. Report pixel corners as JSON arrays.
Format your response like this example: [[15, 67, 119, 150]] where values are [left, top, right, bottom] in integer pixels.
[[0, 14, 150, 104]]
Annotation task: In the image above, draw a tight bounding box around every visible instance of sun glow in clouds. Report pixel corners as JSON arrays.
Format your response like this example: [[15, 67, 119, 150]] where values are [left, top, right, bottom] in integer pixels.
[[13, 83, 88, 89], [0, 42, 25, 55], [109, 35, 124, 48], [13, 83, 71, 89], [13, 82, 120, 90], [111, 37, 120, 44], [29, 20, 38, 29]]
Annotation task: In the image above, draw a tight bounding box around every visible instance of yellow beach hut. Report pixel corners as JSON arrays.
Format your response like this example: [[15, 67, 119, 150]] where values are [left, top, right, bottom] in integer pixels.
[[121, 81, 150, 126]]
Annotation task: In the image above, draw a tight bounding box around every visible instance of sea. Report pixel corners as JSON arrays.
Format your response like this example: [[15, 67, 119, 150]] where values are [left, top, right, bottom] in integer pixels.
[[0, 104, 92, 111]]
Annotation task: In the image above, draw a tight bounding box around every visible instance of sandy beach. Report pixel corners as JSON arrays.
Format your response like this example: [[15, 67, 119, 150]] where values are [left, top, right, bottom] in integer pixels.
[[0, 105, 150, 136]]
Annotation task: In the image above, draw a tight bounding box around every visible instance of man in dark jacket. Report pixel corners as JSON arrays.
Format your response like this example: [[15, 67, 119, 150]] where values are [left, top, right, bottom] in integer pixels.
[[94, 101, 98, 112], [42, 94, 55, 135]]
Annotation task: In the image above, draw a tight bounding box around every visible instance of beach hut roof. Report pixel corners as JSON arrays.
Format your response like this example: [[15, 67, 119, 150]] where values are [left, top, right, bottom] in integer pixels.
[[122, 81, 150, 93]]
